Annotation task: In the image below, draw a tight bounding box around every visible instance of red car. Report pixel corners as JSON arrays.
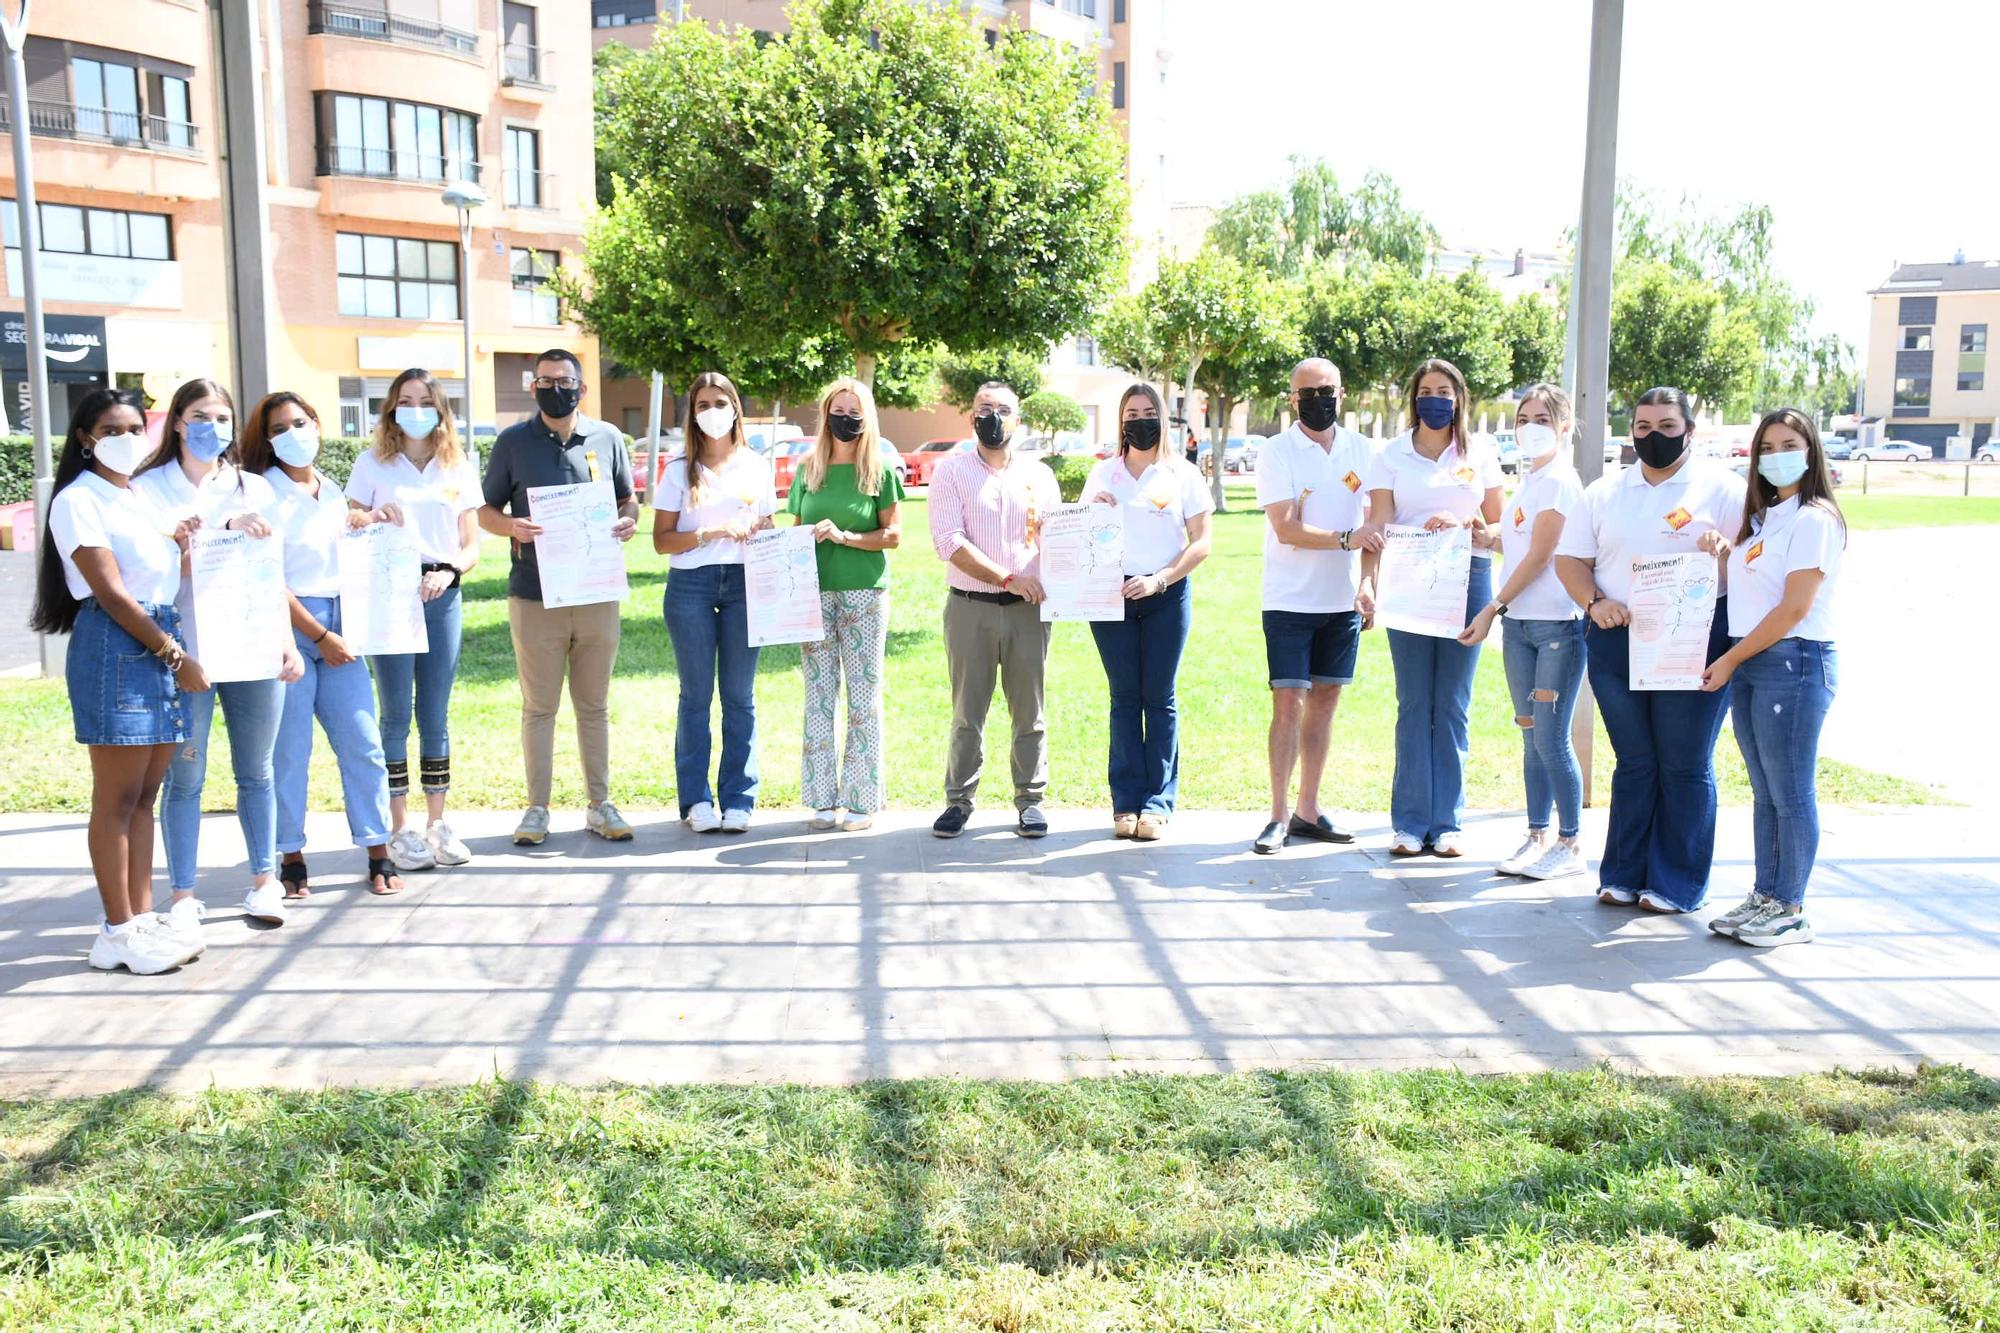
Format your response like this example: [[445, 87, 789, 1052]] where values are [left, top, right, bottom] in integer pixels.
[[766, 435, 815, 497], [908, 437, 973, 486]]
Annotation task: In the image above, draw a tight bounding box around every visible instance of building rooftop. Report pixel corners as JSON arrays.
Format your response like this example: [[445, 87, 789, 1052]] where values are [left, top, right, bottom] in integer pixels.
[[1872, 259, 2000, 294]]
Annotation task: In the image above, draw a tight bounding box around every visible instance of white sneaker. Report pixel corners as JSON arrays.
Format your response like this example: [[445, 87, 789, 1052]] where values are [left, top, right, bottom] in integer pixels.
[[1637, 890, 1689, 915], [426, 819, 472, 865], [388, 827, 437, 871], [808, 808, 840, 830], [156, 897, 206, 958], [1520, 843, 1587, 881], [840, 811, 874, 832], [1597, 884, 1639, 906], [720, 808, 752, 833], [88, 919, 190, 974], [1709, 891, 1773, 938], [243, 881, 288, 926], [1432, 832, 1464, 859], [1390, 832, 1426, 857], [1497, 836, 1547, 876], [686, 801, 722, 833]]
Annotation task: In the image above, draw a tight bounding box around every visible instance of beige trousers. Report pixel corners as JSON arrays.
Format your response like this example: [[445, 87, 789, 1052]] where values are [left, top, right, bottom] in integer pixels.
[[508, 597, 621, 806]]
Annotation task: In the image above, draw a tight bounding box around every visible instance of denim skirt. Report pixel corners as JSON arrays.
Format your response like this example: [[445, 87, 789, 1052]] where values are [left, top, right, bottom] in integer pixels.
[[67, 600, 191, 747]]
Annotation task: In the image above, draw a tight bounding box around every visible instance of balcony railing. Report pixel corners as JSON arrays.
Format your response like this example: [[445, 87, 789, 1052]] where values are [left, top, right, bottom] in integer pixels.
[[308, 1, 480, 58], [501, 42, 552, 88], [317, 142, 484, 185], [0, 98, 200, 155], [503, 168, 556, 210]]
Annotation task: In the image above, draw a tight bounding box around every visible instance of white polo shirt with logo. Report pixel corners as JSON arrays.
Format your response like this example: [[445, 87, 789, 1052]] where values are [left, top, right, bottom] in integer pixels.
[[1726, 495, 1842, 640], [1255, 423, 1376, 613], [1366, 430, 1505, 560], [1557, 456, 1747, 605], [1499, 459, 1585, 621], [1081, 453, 1214, 576], [344, 447, 484, 565]]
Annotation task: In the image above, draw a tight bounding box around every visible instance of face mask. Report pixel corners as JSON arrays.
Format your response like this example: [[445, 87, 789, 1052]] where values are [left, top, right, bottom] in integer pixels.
[[972, 411, 1011, 448], [694, 404, 736, 440], [1413, 396, 1456, 431], [184, 418, 231, 463], [1633, 430, 1687, 469], [827, 412, 864, 443], [1122, 417, 1163, 451], [1297, 394, 1341, 432], [91, 432, 149, 477], [395, 405, 440, 440], [537, 383, 582, 419], [273, 424, 321, 469], [1757, 450, 1809, 488], [1515, 422, 1559, 459]]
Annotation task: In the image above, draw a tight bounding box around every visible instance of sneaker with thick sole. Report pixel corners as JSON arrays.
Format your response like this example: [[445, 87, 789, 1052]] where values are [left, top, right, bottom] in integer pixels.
[[1636, 890, 1690, 915], [587, 802, 635, 841], [1708, 891, 1772, 937], [89, 920, 191, 974], [389, 827, 438, 870], [427, 819, 472, 864], [513, 806, 551, 845], [840, 811, 874, 832], [243, 881, 288, 926], [1597, 884, 1639, 906], [1734, 901, 1814, 947], [1497, 836, 1546, 876], [809, 809, 840, 830], [932, 805, 970, 838], [1016, 806, 1048, 838], [1520, 843, 1587, 881], [1432, 832, 1465, 859], [157, 897, 206, 958]]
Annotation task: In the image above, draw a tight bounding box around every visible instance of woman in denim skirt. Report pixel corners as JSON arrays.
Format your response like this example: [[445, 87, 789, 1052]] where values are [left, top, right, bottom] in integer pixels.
[[32, 390, 210, 975]]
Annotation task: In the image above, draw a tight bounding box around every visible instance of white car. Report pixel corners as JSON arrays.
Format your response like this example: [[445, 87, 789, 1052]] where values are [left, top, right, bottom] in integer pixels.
[[1851, 441, 1930, 463], [1975, 443, 1998, 464]]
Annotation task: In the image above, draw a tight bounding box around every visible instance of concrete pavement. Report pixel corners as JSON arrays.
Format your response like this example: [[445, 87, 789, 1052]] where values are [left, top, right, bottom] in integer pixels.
[[1, 805, 1994, 1096]]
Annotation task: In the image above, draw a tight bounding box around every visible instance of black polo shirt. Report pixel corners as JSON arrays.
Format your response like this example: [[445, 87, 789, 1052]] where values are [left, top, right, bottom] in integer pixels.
[[482, 411, 634, 601]]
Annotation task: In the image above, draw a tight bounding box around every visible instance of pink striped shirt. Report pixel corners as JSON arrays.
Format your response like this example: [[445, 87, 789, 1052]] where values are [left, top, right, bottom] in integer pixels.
[[928, 448, 1062, 592]]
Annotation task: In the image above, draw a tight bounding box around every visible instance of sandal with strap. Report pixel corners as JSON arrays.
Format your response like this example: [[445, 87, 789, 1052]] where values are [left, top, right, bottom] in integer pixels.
[[367, 856, 404, 897], [279, 857, 311, 901]]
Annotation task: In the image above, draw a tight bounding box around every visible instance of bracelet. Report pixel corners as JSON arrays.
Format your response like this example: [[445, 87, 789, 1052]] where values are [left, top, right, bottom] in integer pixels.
[[153, 636, 185, 670], [313, 626, 330, 644], [1000, 572, 1015, 588]]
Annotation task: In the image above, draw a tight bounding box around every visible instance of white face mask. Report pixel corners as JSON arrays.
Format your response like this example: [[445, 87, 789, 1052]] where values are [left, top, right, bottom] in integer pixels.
[[1515, 421, 1560, 460], [272, 423, 322, 468], [694, 404, 737, 440], [92, 432, 149, 477]]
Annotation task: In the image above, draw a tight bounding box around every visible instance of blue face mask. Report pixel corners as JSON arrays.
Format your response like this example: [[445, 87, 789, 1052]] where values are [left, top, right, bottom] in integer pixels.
[[184, 418, 232, 462], [1414, 396, 1456, 431], [1757, 450, 1810, 488], [395, 405, 441, 440]]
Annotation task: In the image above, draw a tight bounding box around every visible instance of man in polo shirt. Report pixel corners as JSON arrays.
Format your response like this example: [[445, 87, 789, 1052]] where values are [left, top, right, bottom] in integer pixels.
[[478, 348, 640, 847], [927, 380, 1063, 839], [1253, 358, 1383, 855]]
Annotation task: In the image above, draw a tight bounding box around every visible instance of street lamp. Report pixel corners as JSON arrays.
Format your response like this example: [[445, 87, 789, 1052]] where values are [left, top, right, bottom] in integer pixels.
[[441, 178, 485, 431]]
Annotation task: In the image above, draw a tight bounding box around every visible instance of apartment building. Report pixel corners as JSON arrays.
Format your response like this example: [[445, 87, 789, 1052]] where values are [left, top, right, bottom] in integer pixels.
[[3, 1, 596, 440], [588, 0, 1170, 447], [1864, 257, 1999, 453]]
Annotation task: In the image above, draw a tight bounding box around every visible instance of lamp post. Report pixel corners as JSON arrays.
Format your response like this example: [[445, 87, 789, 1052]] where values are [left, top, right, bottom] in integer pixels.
[[442, 179, 485, 430]]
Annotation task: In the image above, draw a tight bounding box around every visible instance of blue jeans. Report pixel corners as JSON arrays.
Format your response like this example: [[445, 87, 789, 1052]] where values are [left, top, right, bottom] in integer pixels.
[[1584, 603, 1733, 911], [665, 563, 760, 815], [1501, 617, 1586, 839], [370, 584, 461, 798], [1386, 557, 1491, 842], [159, 677, 284, 892], [277, 596, 392, 855], [1730, 638, 1837, 906], [1089, 578, 1192, 815]]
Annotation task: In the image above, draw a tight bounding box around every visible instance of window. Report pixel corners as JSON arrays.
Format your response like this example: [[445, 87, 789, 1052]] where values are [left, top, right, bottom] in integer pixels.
[[4, 200, 171, 260], [622, 407, 642, 435], [511, 248, 560, 325], [592, 0, 655, 24], [502, 2, 542, 84], [1112, 61, 1126, 109], [1115, 0, 1127, 20], [336, 232, 459, 320], [1902, 326, 1932, 351], [1960, 371, 1986, 393], [323, 94, 478, 183], [1893, 376, 1931, 408], [1964, 325, 1989, 354], [504, 127, 541, 207], [1074, 334, 1098, 367], [70, 57, 138, 139]]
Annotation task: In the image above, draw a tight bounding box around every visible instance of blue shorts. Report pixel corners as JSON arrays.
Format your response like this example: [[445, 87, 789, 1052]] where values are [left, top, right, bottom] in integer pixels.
[[67, 600, 191, 747], [1262, 609, 1362, 689]]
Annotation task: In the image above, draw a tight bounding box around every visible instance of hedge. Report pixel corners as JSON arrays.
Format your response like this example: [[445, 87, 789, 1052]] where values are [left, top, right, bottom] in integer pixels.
[[0, 435, 376, 507], [1045, 453, 1093, 503]]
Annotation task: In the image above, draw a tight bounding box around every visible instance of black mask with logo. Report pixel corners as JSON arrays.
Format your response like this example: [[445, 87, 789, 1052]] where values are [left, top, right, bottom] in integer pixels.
[[828, 412, 865, 443]]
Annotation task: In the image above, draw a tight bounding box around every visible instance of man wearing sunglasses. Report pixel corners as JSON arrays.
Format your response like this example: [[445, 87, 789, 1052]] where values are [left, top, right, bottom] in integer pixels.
[[926, 381, 1063, 839]]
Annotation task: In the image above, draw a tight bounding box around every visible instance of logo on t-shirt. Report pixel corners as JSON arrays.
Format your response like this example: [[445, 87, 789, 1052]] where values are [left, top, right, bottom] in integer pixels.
[[1452, 465, 1476, 485], [1744, 540, 1764, 566], [1664, 506, 1694, 531], [1512, 506, 1526, 528], [1143, 485, 1174, 511], [1342, 470, 1363, 492], [440, 485, 459, 505]]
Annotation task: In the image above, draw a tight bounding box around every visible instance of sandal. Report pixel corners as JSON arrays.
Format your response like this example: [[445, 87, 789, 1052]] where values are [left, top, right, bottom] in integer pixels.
[[279, 857, 311, 901], [366, 856, 404, 897]]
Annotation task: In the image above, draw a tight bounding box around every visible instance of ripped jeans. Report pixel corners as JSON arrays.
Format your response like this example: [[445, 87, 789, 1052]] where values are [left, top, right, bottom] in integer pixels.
[[1500, 616, 1585, 839]]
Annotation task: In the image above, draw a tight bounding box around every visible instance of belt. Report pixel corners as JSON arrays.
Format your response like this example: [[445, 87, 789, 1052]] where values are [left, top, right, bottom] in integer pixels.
[[950, 586, 1024, 606], [421, 562, 463, 587]]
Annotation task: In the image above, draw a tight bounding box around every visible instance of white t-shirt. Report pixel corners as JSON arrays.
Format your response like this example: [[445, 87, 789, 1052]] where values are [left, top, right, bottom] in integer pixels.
[[343, 448, 483, 565], [48, 471, 181, 605], [264, 466, 348, 599], [1255, 423, 1376, 613], [1081, 454, 1214, 576], [1498, 460, 1585, 622], [1556, 457, 1747, 605], [652, 446, 780, 570], [131, 461, 280, 660], [1726, 496, 1842, 641], [1366, 430, 1505, 559]]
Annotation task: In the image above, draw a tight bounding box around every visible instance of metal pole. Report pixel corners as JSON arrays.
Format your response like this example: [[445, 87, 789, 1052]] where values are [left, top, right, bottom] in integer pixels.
[[2, 0, 60, 676], [459, 207, 475, 432], [214, 0, 277, 401]]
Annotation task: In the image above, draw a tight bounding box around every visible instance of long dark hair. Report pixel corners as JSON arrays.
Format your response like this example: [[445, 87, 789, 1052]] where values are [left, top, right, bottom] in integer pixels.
[[134, 377, 235, 481], [30, 389, 148, 635], [1633, 385, 1696, 433], [1737, 406, 1846, 546], [683, 370, 749, 505], [1405, 358, 1470, 454], [238, 392, 323, 480]]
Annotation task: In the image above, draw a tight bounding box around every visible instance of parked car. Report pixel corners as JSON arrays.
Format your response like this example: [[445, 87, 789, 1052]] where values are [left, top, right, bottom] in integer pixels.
[[908, 437, 974, 486], [1822, 435, 1855, 460], [1976, 443, 1999, 464], [1607, 436, 1627, 465], [878, 437, 908, 487], [1852, 441, 1930, 463], [1490, 430, 1520, 475], [1224, 435, 1266, 474], [762, 434, 815, 497]]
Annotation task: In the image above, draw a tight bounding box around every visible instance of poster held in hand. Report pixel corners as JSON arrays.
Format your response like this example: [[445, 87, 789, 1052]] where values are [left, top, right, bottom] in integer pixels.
[[1627, 551, 1719, 690], [190, 529, 291, 682], [1374, 524, 1472, 637], [336, 521, 429, 656], [745, 526, 825, 647], [529, 480, 629, 609], [1038, 502, 1126, 622]]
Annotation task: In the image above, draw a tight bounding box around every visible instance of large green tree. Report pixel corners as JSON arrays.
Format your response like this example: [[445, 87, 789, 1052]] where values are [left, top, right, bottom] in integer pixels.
[[1608, 262, 1761, 414], [1208, 159, 1440, 276], [581, 0, 1128, 386], [1502, 293, 1564, 393], [936, 347, 1047, 410]]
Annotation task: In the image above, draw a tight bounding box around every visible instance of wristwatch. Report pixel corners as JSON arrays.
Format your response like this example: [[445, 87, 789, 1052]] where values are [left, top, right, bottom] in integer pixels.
[[1337, 529, 1352, 551], [1493, 599, 1510, 617]]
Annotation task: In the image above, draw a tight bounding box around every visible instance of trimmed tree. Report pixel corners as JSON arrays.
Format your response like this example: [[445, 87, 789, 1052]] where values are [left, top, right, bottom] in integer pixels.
[[1021, 390, 1086, 440], [937, 347, 1047, 410]]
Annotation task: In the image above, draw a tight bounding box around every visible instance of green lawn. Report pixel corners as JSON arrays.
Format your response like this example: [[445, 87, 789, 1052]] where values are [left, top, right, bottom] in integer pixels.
[[0, 497, 1951, 814], [4, 1066, 1997, 1329], [1835, 493, 2000, 530]]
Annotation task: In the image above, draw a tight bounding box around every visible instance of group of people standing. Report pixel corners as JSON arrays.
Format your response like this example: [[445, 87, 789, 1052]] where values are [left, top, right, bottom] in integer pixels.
[[34, 344, 1841, 977]]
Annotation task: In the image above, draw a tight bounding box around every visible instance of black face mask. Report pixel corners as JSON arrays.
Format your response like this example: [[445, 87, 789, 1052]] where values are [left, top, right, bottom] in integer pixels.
[[536, 384, 582, 419], [1121, 417, 1162, 451], [972, 412, 1010, 448], [828, 412, 864, 443], [1297, 393, 1341, 432], [1633, 430, 1687, 469]]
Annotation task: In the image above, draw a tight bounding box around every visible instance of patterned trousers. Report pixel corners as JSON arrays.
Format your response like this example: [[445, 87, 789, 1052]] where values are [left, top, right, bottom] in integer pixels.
[[801, 588, 889, 813]]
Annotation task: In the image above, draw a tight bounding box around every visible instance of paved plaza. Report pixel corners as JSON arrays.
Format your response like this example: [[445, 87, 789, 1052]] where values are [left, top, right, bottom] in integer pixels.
[[1, 803, 1994, 1096]]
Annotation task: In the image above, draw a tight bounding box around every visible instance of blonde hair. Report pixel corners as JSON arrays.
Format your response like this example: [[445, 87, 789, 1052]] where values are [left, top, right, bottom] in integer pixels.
[[803, 376, 884, 496], [1514, 382, 1574, 436], [372, 367, 465, 470]]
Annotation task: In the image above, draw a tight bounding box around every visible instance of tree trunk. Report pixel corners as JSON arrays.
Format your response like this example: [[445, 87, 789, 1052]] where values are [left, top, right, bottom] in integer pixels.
[[854, 350, 877, 387], [1209, 394, 1231, 513]]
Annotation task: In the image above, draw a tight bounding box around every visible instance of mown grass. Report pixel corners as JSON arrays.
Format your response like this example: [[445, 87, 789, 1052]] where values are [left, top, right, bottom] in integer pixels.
[[1834, 493, 2000, 530], [0, 496, 1952, 813], [3, 1066, 1998, 1329]]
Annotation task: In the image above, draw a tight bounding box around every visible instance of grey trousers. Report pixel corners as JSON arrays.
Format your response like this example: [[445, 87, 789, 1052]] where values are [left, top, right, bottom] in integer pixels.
[[942, 591, 1051, 810]]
